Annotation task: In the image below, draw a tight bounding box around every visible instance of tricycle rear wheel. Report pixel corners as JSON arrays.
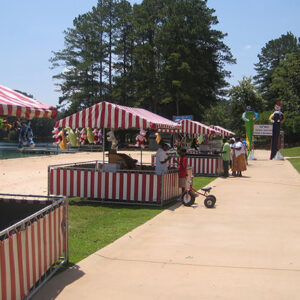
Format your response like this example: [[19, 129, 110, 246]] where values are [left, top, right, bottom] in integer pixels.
[[204, 195, 216, 208], [181, 191, 195, 206]]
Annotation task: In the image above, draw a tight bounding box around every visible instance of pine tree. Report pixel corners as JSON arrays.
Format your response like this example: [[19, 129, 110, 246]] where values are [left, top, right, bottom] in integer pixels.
[[50, 12, 102, 113], [254, 32, 300, 108]]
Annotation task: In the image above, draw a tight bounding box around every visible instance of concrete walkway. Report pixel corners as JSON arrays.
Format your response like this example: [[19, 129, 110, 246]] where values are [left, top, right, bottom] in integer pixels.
[[33, 150, 300, 300]]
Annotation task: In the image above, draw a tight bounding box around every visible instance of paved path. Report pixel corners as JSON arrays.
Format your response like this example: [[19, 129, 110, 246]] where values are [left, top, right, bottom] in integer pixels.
[[33, 150, 300, 300]]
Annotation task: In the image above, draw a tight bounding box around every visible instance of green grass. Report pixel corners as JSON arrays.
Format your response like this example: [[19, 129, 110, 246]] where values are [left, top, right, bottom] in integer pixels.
[[281, 147, 300, 173], [282, 146, 300, 157], [67, 176, 214, 264], [68, 203, 163, 263], [288, 158, 300, 173], [192, 176, 216, 191]]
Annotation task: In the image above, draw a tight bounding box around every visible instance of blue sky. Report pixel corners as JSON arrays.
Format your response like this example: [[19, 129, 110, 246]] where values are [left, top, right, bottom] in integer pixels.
[[0, 0, 299, 107]]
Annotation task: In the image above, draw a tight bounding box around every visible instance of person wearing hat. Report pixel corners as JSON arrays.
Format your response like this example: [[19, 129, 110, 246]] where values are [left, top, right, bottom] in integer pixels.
[[155, 143, 171, 174]]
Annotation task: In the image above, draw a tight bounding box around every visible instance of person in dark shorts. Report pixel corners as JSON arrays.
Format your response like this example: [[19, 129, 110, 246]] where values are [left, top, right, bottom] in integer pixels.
[[222, 137, 231, 177], [175, 148, 188, 194]]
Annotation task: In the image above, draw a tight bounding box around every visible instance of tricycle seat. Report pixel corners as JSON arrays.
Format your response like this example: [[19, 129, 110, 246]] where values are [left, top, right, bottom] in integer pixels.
[[201, 187, 212, 193]]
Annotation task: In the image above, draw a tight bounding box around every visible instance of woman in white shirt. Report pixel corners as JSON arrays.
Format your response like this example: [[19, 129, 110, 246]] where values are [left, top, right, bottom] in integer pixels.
[[232, 137, 247, 177]]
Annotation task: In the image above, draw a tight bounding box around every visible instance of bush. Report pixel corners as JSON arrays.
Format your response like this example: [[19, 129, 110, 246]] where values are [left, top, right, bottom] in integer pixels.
[[283, 114, 300, 144]]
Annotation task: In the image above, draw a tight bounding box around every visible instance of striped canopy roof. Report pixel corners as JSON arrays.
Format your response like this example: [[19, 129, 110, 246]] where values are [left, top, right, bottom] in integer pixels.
[[0, 84, 57, 119], [55, 101, 181, 130], [210, 125, 235, 137], [159, 119, 218, 136]]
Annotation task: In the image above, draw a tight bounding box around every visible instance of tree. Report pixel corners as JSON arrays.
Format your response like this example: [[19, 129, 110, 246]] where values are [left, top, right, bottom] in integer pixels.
[[270, 51, 300, 112], [228, 77, 265, 135], [158, 0, 235, 118], [131, 0, 164, 112], [269, 51, 300, 144], [50, 12, 102, 114], [254, 32, 300, 108], [112, 0, 135, 105], [202, 100, 231, 129], [50, 0, 234, 120]]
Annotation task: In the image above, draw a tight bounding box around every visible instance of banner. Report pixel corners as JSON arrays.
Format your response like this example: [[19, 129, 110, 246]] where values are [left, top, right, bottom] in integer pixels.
[[173, 115, 193, 122]]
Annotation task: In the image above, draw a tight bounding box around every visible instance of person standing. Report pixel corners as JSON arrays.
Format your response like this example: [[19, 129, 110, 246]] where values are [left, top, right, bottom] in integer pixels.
[[229, 138, 236, 176], [232, 137, 247, 177], [221, 138, 231, 177], [242, 139, 249, 165], [175, 148, 188, 194], [155, 143, 171, 174]]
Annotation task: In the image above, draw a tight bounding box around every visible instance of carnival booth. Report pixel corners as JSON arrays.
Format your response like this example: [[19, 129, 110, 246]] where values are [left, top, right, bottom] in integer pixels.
[[210, 125, 235, 138], [48, 101, 188, 206], [0, 84, 57, 149], [0, 85, 57, 119], [153, 119, 224, 176]]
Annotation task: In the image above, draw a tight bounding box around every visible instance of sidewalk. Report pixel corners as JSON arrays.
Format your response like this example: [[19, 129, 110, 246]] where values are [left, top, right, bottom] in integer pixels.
[[33, 150, 300, 300]]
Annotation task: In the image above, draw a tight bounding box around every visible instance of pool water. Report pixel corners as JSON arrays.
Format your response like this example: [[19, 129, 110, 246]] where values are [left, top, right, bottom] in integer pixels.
[[0, 149, 47, 159], [0, 142, 48, 159]]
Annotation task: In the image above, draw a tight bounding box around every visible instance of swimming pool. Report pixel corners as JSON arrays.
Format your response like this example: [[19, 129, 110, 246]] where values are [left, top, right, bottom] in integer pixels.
[[0, 142, 51, 159]]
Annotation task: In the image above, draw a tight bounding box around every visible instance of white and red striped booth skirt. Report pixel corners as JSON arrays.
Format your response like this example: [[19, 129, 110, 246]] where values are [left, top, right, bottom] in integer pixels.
[[151, 155, 222, 176], [48, 161, 182, 205], [0, 196, 68, 300]]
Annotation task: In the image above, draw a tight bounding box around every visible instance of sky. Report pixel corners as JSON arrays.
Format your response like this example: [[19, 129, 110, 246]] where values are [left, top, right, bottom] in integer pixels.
[[1, 0, 299, 107]]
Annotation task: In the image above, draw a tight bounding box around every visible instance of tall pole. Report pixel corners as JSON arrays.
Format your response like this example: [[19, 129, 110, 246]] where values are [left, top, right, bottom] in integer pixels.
[[102, 128, 105, 163]]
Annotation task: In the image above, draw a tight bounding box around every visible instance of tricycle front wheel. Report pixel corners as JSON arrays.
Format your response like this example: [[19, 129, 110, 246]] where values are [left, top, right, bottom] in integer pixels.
[[181, 191, 196, 206]]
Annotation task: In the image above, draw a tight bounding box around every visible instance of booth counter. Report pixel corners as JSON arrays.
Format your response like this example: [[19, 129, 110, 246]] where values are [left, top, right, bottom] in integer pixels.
[[48, 161, 192, 206]]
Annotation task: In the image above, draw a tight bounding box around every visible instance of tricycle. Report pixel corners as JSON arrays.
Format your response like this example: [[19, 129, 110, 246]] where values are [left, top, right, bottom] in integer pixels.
[[181, 176, 216, 208]]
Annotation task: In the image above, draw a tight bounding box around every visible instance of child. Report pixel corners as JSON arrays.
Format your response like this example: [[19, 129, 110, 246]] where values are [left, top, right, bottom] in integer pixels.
[[175, 148, 188, 194]]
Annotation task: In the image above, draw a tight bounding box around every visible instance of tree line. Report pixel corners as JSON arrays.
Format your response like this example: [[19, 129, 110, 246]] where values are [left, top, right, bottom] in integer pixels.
[[50, 0, 234, 120], [49, 2, 299, 145]]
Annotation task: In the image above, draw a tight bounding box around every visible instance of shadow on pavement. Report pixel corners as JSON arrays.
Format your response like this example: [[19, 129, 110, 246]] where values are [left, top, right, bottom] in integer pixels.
[[32, 265, 85, 300]]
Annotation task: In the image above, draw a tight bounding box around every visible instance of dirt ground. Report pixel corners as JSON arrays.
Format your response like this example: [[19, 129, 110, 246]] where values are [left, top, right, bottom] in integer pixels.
[[0, 150, 155, 195]]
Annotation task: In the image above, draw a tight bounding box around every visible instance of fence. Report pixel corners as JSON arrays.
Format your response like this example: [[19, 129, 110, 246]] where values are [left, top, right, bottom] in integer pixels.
[[0, 194, 68, 300]]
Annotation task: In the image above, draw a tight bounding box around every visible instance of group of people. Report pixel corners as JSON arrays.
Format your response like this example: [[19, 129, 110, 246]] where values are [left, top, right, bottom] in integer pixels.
[[156, 136, 248, 196], [222, 137, 247, 178]]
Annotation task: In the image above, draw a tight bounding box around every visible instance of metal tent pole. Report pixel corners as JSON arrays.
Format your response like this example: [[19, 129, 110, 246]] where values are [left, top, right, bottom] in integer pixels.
[[102, 128, 105, 163]]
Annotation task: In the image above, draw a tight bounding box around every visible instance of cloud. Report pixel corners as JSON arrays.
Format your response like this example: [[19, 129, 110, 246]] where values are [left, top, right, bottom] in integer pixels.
[[244, 45, 252, 50]]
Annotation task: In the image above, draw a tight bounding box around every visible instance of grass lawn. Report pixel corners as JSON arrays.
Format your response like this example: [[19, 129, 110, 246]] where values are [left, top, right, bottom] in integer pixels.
[[67, 176, 215, 264], [281, 146, 300, 174], [192, 176, 216, 191], [282, 146, 300, 157], [288, 158, 300, 173]]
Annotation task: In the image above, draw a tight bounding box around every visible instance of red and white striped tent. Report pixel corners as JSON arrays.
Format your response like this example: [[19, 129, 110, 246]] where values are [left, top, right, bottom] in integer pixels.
[[55, 101, 180, 130], [210, 125, 235, 137], [159, 119, 218, 136], [0, 84, 57, 119]]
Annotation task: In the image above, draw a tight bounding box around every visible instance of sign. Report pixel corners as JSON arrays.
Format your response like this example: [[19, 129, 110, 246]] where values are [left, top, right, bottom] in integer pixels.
[[253, 124, 272, 136], [173, 115, 193, 122]]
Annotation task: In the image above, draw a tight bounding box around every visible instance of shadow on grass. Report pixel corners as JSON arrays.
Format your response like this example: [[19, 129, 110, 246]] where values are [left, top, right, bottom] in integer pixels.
[[68, 198, 176, 210]]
